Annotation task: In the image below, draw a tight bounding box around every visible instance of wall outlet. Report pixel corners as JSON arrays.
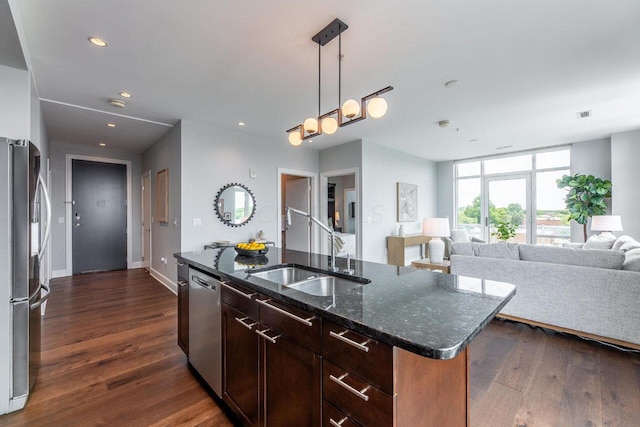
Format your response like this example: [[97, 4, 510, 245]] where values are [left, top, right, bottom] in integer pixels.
[[160, 256, 167, 264], [192, 218, 202, 226]]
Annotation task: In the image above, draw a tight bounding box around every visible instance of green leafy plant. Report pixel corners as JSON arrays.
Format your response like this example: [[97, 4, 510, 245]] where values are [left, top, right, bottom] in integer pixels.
[[556, 173, 612, 242], [491, 221, 517, 241]]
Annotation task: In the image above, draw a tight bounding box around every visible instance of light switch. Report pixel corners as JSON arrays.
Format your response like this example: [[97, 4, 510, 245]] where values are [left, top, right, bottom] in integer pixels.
[[250, 168, 257, 179], [192, 218, 202, 227]]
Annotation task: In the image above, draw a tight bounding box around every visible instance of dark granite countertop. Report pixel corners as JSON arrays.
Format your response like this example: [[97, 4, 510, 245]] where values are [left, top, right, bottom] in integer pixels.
[[175, 247, 515, 360]]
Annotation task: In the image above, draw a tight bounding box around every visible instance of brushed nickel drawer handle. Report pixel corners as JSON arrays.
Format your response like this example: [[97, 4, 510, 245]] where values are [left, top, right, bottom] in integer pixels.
[[330, 416, 348, 427], [221, 282, 257, 299], [329, 330, 370, 352], [255, 328, 282, 344], [235, 316, 257, 330], [329, 373, 370, 402], [257, 298, 314, 326]]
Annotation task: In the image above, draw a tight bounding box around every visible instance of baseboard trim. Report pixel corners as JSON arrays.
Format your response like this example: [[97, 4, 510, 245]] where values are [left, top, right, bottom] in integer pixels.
[[52, 269, 71, 279], [497, 313, 640, 351], [130, 261, 143, 269], [149, 267, 177, 295]]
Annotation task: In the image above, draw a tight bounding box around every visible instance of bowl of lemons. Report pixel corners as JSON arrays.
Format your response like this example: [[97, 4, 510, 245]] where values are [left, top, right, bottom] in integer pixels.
[[235, 242, 269, 257]]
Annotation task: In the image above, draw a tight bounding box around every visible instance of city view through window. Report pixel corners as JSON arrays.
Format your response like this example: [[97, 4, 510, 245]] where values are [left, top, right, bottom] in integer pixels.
[[455, 148, 571, 245]]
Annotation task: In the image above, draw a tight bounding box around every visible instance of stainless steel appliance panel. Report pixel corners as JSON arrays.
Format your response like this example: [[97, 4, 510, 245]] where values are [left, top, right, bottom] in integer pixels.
[[188, 267, 222, 397]]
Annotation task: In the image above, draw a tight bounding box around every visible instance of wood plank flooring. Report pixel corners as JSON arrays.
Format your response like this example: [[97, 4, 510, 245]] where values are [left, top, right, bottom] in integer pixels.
[[1, 269, 639, 426]]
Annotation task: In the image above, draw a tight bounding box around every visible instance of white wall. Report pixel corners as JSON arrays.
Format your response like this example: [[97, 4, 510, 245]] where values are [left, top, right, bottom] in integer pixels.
[[141, 123, 181, 287], [611, 131, 640, 239], [570, 138, 611, 241], [50, 141, 143, 275], [0, 65, 29, 139], [361, 140, 437, 264], [436, 160, 454, 221], [180, 120, 319, 254]]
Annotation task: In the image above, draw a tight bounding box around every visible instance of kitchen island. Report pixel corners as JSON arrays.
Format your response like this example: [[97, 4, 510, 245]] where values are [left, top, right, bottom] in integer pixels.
[[175, 247, 515, 426]]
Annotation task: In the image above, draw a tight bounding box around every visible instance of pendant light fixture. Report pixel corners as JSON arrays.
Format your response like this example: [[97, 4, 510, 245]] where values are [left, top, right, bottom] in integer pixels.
[[287, 19, 393, 146]]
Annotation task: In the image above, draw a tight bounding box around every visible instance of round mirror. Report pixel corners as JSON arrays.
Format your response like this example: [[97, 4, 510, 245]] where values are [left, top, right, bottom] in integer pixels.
[[214, 183, 256, 227]]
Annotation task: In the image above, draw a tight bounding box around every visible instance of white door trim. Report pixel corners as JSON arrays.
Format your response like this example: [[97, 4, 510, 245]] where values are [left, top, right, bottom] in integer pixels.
[[320, 167, 361, 258], [64, 155, 133, 276], [141, 170, 151, 269], [277, 168, 318, 253]]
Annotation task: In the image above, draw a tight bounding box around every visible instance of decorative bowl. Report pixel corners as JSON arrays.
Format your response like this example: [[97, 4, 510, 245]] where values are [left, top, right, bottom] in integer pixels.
[[234, 246, 269, 257]]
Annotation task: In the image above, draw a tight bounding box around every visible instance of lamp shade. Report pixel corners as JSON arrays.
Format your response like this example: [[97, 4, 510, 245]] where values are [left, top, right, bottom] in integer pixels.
[[590, 215, 623, 232], [304, 117, 318, 134], [322, 117, 338, 134], [342, 99, 360, 118], [288, 130, 302, 146], [335, 211, 340, 222], [367, 97, 388, 118], [422, 218, 451, 237]]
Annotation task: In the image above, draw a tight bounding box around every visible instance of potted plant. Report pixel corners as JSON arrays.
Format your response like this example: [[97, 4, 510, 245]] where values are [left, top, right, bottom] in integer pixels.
[[492, 221, 517, 241], [556, 173, 612, 242]]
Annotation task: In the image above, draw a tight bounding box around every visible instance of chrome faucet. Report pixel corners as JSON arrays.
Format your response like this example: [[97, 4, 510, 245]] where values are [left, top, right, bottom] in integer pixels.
[[286, 206, 339, 272], [343, 253, 355, 275]]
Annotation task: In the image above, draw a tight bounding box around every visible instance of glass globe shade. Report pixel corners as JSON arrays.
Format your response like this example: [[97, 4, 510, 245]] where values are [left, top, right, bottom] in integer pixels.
[[342, 99, 360, 119], [367, 97, 388, 119], [322, 117, 338, 135], [288, 131, 302, 146], [304, 117, 318, 134]]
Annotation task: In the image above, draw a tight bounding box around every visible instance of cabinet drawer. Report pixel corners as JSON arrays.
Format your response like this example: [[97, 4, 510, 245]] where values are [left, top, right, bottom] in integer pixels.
[[323, 360, 394, 427], [323, 400, 362, 427], [323, 321, 394, 394], [221, 281, 259, 318], [258, 297, 321, 354]]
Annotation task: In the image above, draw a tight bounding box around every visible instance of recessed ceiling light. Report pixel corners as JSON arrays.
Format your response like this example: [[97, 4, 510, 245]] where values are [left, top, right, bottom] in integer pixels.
[[88, 37, 108, 47], [438, 120, 450, 128], [106, 123, 116, 128], [496, 145, 513, 150], [119, 91, 132, 98], [470, 139, 478, 143], [577, 110, 591, 119], [99, 142, 106, 147], [444, 80, 458, 87], [237, 122, 246, 126]]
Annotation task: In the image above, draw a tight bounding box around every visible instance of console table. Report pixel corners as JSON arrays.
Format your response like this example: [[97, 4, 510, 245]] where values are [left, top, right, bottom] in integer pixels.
[[387, 234, 431, 266]]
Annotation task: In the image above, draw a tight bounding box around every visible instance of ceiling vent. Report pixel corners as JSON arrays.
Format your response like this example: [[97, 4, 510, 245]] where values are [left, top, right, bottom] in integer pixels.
[[109, 98, 126, 108], [577, 110, 591, 119]]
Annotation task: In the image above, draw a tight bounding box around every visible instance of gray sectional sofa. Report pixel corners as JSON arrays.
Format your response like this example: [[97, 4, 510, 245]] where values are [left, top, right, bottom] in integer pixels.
[[450, 237, 640, 349]]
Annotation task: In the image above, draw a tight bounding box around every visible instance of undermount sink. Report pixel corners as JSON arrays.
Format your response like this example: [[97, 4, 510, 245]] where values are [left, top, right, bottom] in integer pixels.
[[285, 276, 361, 296], [249, 265, 367, 296], [249, 266, 319, 285]]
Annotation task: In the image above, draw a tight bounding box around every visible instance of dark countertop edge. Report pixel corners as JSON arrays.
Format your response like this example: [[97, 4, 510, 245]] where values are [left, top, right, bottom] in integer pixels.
[[174, 253, 514, 360]]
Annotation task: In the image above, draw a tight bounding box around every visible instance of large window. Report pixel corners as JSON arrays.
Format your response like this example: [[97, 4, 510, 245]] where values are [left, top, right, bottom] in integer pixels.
[[455, 148, 570, 245]]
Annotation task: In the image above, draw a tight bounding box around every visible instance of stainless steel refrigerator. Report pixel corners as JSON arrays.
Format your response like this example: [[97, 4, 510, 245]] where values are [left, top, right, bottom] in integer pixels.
[[1, 138, 51, 414]]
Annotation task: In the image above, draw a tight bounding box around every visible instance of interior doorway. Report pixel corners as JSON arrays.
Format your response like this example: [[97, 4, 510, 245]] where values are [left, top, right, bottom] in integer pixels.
[[141, 171, 151, 270], [278, 168, 317, 253], [320, 168, 360, 259], [71, 159, 127, 274], [64, 155, 133, 276]]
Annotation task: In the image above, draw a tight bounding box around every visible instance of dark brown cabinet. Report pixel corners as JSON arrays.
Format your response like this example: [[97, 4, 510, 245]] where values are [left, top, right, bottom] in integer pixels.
[[222, 302, 259, 426], [222, 282, 322, 427], [177, 262, 189, 355]]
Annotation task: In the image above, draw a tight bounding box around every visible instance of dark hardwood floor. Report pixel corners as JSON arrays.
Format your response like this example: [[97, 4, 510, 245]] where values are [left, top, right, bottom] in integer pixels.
[[1, 269, 639, 426]]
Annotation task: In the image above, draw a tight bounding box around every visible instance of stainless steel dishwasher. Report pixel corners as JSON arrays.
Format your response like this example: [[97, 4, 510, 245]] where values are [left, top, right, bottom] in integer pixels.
[[188, 267, 222, 397]]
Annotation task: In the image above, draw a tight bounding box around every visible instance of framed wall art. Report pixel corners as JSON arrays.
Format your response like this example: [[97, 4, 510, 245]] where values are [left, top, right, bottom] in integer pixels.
[[156, 168, 169, 223], [397, 182, 418, 222]]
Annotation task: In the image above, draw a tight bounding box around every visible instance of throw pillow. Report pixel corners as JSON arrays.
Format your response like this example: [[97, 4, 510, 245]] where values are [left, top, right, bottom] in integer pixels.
[[450, 242, 477, 256], [583, 234, 616, 250], [612, 235, 635, 251], [450, 229, 470, 242], [519, 245, 625, 269], [619, 240, 640, 253], [622, 248, 640, 272]]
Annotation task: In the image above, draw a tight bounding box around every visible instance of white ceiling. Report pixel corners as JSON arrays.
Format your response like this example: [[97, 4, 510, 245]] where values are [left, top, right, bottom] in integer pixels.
[[10, 0, 640, 160]]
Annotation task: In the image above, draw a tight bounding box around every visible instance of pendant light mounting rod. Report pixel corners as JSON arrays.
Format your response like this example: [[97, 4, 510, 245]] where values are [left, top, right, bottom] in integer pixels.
[[311, 18, 349, 46]]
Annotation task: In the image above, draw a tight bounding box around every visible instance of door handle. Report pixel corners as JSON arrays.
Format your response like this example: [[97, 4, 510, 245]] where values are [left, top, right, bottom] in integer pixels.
[[37, 175, 52, 261]]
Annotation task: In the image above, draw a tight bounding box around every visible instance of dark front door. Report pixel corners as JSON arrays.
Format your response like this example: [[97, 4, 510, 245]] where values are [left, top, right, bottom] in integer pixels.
[[72, 160, 127, 274]]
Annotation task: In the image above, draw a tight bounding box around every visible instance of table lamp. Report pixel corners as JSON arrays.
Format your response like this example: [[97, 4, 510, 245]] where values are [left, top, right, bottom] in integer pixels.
[[423, 218, 450, 264], [590, 215, 623, 238]]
